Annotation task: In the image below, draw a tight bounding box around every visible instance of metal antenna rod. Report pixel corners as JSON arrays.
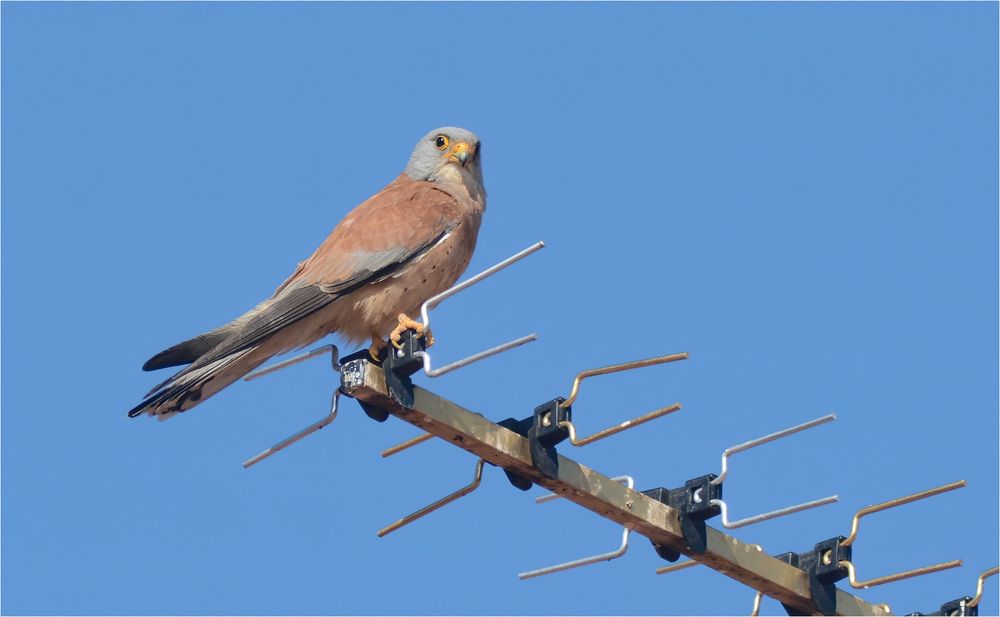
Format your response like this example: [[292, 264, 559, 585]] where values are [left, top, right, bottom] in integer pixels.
[[713, 413, 837, 485], [519, 476, 635, 579], [242, 345, 342, 468], [411, 334, 537, 378], [657, 545, 763, 576], [841, 479, 966, 546], [558, 403, 682, 447], [382, 432, 434, 458], [377, 459, 486, 537], [672, 413, 840, 530], [519, 527, 632, 580], [243, 345, 336, 382], [840, 559, 963, 590], [243, 391, 341, 468], [816, 480, 969, 591], [561, 352, 689, 409], [419, 241, 545, 330], [655, 559, 701, 575], [968, 566, 1000, 608], [711, 495, 839, 530]]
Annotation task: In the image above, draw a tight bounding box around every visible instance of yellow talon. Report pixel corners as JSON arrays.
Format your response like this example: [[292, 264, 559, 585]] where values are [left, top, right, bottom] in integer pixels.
[[389, 313, 424, 343], [389, 313, 434, 347]]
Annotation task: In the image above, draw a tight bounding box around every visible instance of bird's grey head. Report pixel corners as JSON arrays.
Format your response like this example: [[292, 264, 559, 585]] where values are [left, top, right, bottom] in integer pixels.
[[404, 127, 483, 187]]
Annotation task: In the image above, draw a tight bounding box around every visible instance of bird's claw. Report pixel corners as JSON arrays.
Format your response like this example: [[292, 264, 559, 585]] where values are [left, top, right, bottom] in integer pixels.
[[389, 313, 434, 348]]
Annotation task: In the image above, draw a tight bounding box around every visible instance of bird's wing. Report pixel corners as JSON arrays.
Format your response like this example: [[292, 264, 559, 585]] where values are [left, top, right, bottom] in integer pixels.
[[188, 177, 463, 368]]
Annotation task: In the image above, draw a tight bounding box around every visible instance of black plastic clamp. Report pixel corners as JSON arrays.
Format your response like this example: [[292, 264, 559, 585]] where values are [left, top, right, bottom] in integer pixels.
[[493, 397, 573, 489], [381, 330, 428, 409], [641, 474, 723, 560], [907, 597, 978, 616], [773, 537, 852, 616], [527, 398, 572, 479], [495, 416, 534, 491]]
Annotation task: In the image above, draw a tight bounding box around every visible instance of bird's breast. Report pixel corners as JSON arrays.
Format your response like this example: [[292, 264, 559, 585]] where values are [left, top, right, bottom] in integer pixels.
[[329, 212, 483, 344]]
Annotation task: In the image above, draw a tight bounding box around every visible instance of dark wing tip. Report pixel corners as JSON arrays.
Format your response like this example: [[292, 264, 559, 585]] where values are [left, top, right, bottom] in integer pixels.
[[127, 401, 148, 418]]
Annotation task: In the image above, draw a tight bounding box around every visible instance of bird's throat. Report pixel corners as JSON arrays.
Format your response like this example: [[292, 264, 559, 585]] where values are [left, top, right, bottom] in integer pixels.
[[432, 164, 486, 207]]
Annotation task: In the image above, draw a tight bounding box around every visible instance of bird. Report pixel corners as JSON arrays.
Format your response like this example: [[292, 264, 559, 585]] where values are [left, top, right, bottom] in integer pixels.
[[128, 127, 486, 420]]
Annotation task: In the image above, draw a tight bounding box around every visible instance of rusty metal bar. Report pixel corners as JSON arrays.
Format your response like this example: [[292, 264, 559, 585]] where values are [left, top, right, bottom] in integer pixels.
[[377, 458, 485, 537], [559, 403, 682, 447], [381, 432, 434, 457], [968, 566, 1000, 608], [840, 559, 963, 590], [339, 359, 889, 616], [560, 352, 688, 409], [841, 480, 966, 547]]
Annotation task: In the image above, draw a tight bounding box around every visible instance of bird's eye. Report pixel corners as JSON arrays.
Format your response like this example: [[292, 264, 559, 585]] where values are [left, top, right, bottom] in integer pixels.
[[434, 135, 449, 150]]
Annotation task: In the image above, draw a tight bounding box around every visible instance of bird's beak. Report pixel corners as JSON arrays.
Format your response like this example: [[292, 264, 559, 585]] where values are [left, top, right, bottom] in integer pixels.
[[447, 142, 471, 166]]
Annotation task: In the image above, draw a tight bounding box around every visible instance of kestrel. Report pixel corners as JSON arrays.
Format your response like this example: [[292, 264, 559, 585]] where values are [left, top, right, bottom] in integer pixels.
[[129, 127, 485, 420]]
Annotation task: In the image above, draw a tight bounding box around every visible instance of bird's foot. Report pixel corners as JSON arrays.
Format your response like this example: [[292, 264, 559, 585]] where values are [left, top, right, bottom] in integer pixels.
[[368, 336, 387, 362], [389, 313, 434, 348]]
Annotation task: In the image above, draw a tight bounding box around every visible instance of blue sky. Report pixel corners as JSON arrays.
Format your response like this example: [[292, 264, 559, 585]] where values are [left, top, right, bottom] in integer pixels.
[[2, 2, 997, 615]]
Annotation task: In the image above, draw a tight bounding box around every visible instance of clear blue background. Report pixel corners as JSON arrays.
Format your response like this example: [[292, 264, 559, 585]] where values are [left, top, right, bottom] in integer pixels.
[[3, 2, 997, 615]]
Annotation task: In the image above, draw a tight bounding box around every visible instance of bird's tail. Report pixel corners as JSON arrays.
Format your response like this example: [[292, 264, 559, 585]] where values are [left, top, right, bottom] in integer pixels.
[[127, 348, 268, 420], [141, 324, 241, 372]]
